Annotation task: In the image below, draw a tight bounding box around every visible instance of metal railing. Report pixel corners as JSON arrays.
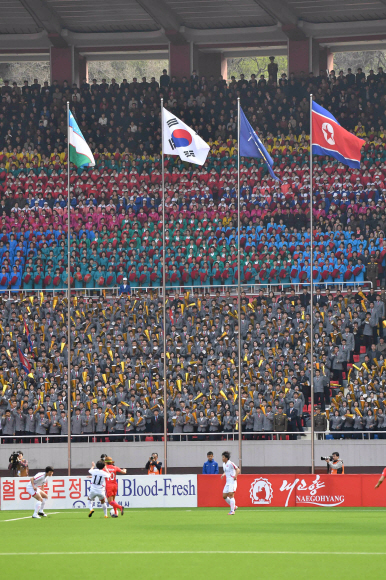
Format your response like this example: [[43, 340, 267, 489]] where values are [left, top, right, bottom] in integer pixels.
[[0, 280, 372, 299], [0, 429, 382, 443]]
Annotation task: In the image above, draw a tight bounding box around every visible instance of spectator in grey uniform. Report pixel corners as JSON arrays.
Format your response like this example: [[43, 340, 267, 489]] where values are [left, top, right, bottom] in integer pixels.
[[1, 410, 15, 442], [330, 410, 343, 439], [173, 409, 185, 440], [95, 407, 106, 442], [125, 412, 135, 442], [314, 369, 326, 411], [81, 409, 96, 440], [25, 408, 36, 443], [209, 411, 219, 440], [363, 312, 375, 348], [197, 411, 208, 440], [58, 410, 68, 442], [71, 408, 83, 442], [12, 407, 26, 442], [341, 327, 355, 362], [263, 404, 274, 439], [35, 410, 49, 440], [352, 406, 364, 439], [48, 409, 61, 443], [363, 409, 376, 439], [183, 410, 196, 441], [223, 410, 233, 433], [376, 408, 386, 439], [330, 345, 345, 385], [253, 407, 264, 439], [134, 411, 146, 441]]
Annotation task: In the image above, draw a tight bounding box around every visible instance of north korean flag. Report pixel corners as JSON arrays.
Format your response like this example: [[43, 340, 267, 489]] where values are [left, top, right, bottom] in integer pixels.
[[312, 101, 364, 169], [18, 344, 31, 373], [24, 319, 33, 353]]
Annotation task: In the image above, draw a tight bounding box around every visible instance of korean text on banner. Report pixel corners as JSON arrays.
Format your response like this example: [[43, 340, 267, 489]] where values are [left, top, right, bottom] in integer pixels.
[[1, 475, 198, 510]]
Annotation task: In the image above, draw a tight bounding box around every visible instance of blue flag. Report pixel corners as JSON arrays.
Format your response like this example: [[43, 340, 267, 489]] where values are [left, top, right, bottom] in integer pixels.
[[239, 107, 279, 181]]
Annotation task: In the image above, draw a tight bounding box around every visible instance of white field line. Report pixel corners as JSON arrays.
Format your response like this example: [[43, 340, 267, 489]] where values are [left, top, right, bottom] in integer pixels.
[[3, 512, 61, 521], [0, 550, 385, 556]]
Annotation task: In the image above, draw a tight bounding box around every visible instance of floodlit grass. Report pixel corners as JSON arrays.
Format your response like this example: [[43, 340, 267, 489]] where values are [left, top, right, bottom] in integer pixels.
[[1, 507, 385, 579]]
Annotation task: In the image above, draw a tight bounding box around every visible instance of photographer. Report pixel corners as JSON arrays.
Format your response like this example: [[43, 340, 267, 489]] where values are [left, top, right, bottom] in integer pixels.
[[323, 451, 344, 474], [8, 451, 29, 477], [145, 452, 162, 475]]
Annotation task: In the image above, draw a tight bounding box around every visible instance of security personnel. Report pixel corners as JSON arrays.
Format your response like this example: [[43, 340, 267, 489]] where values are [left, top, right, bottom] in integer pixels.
[[267, 56, 278, 82], [314, 406, 327, 435], [273, 405, 288, 439], [324, 451, 344, 474], [366, 256, 378, 290]]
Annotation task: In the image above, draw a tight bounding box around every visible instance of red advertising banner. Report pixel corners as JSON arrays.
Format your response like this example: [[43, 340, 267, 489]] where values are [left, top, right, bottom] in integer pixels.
[[197, 474, 385, 507], [361, 475, 386, 507]]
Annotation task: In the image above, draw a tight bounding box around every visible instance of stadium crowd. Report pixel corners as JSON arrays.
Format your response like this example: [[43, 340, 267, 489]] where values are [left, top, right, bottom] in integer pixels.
[[0, 285, 386, 442], [0, 67, 386, 442], [0, 68, 385, 290]]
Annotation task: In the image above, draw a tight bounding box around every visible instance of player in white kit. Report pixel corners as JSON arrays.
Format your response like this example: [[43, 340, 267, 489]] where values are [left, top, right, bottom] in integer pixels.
[[26, 466, 54, 519], [88, 460, 110, 518], [221, 451, 239, 515]]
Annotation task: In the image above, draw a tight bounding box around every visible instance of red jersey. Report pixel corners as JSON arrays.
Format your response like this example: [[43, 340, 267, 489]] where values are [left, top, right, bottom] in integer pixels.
[[382, 467, 386, 477], [105, 465, 124, 487]]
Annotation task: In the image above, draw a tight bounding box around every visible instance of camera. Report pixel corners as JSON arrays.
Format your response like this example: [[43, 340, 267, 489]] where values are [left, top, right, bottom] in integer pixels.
[[9, 451, 20, 470], [321, 456, 333, 461]]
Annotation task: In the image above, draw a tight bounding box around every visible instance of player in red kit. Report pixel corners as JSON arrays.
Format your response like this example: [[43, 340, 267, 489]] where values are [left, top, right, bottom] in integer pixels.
[[375, 467, 386, 489], [104, 456, 126, 517]]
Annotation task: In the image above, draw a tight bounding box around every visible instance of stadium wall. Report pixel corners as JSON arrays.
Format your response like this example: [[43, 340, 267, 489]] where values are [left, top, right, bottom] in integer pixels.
[[1, 441, 385, 472]]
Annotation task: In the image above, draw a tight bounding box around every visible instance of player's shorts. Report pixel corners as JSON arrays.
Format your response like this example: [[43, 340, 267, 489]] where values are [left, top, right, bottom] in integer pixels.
[[88, 489, 106, 502], [26, 484, 43, 497], [106, 485, 118, 498], [223, 482, 236, 494]]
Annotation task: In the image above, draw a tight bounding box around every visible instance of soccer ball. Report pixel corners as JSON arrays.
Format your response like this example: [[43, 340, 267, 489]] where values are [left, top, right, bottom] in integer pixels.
[[110, 508, 116, 517]]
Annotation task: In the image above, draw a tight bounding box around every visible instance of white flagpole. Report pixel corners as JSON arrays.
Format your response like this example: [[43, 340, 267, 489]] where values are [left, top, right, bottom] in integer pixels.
[[161, 98, 168, 473], [310, 93, 315, 475], [66, 101, 71, 476], [237, 97, 242, 471]]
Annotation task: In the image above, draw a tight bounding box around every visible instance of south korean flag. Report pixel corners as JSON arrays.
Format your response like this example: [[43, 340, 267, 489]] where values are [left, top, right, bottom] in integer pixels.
[[162, 107, 210, 166]]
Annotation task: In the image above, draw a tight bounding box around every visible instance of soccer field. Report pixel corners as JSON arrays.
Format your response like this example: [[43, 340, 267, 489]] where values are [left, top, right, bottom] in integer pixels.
[[1, 507, 384, 579]]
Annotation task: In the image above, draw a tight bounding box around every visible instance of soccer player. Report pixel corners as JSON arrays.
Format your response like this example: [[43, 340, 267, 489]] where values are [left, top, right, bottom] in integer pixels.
[[221, 451, 239, 515], [88, 460, 110, 518], [26, 466, 54, 519], [104, 456, 127, 517], [375, 467, 386, 488]]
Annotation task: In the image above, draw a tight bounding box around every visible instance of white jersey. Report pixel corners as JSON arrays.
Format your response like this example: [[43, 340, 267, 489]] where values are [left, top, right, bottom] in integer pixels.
[[32, 472, 49, 488], [223, 460, 237, 484], [88, 468, 109, 493]]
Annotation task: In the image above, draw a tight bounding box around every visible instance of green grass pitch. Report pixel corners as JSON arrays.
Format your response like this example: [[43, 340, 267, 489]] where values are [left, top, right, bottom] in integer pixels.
[[1, 507, 385, 579]]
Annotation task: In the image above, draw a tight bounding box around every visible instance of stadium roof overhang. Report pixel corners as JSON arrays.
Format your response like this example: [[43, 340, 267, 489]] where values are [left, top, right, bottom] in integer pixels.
[[1, 0, 386, 58]]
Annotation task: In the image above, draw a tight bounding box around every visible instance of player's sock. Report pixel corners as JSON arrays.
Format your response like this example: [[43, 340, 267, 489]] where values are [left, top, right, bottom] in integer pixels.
[[87, 499, 94, 511], [40, 498, 47, 512], [230, 498, 235, 513], [103, 503, 108, 517], [34, 501, 42, 515], [224, 497, 231, 505], [110, 500, 120, 515]]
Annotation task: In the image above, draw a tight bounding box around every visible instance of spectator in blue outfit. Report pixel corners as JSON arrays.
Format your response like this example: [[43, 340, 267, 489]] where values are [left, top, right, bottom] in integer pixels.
[[202, 451, 219, 474], [119, 276, 131, 295]]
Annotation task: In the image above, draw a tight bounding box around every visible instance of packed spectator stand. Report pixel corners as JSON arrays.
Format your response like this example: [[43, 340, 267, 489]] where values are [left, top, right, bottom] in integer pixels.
[[0, 286, 386, 442], [0, 67, 386, 442], [0, 68, 386, 291]]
